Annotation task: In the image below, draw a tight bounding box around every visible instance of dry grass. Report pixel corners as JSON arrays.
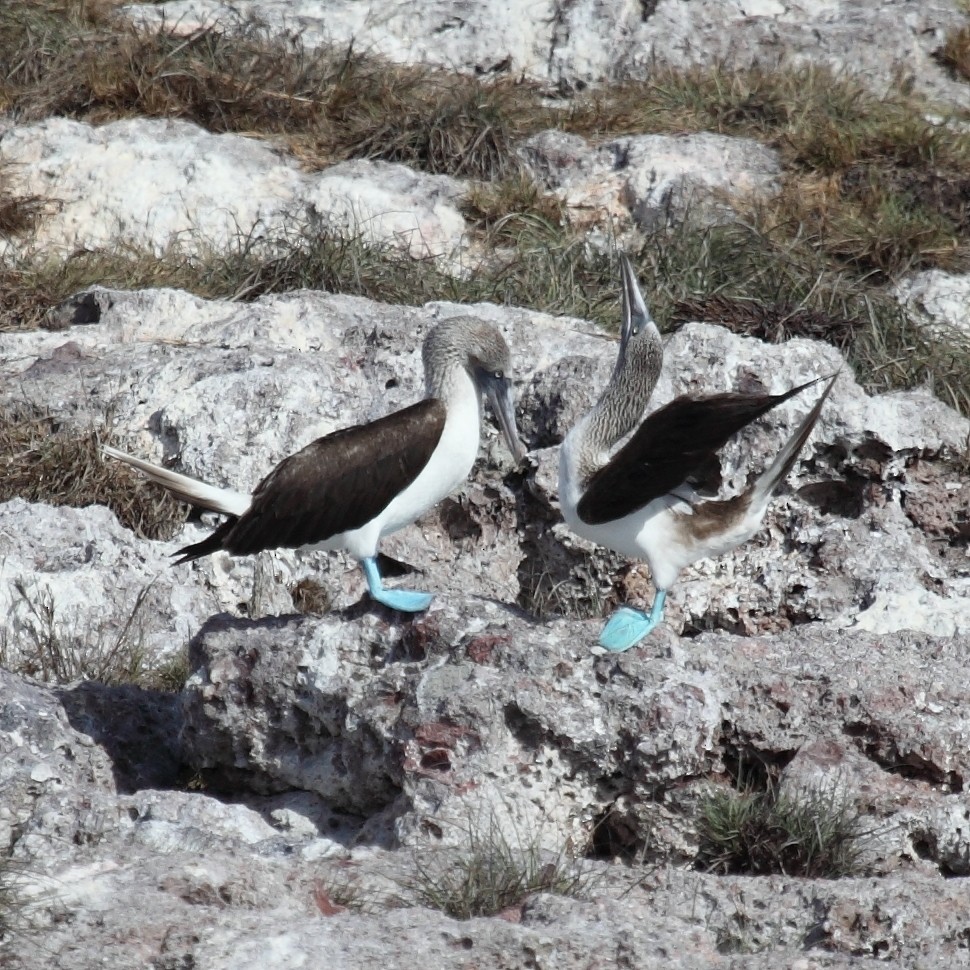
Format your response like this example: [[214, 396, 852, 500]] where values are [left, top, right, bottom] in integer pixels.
[[460, 174, 567, 243], [0, 163, 48, 240], [0, 244, 207, 332], [1, 577, 190, 689], [566, 64, 970, 279], [3, 213, 968, 415], [0, 5, 545, 178], [1, 6, 968, 416], [404, 815, 594, 919], [290, 577, 332, 616], [1, 579, 153, 685], [0, 404, 187, 539], [936, 25, 970, 82]]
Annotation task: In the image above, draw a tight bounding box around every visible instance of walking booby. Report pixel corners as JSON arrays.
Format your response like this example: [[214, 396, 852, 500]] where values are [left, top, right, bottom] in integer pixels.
[[558, 255, 837, 652], [105, 317, 526, 613]]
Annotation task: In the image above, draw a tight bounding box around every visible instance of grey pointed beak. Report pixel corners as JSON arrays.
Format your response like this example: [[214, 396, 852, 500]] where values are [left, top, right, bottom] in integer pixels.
[[480, 372, 527, 465], [618, 253, 653, 364]]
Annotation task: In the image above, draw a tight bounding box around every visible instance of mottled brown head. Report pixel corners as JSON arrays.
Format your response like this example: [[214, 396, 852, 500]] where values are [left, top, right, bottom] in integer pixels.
[[423, 317, 525, 463], [423, 317, 512, 383]]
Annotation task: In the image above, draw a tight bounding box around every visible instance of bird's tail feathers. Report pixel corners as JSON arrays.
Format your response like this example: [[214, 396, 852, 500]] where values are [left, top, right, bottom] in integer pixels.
[[750, 372, 838, 508], [102, 445, 250, 517]]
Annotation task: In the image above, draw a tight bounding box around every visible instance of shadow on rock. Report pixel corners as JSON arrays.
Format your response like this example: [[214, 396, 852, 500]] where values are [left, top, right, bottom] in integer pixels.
[[56, 680, 184, 793]]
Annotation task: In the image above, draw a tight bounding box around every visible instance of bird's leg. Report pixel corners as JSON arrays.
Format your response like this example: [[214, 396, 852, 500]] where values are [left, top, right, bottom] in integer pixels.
[[598, 589, 667, 652], [361, 557, 434, 613]]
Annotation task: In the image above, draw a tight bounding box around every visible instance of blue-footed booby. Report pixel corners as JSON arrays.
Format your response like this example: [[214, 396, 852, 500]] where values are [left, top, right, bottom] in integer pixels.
[[104, 318, 526, 613], [559, 255, 837, 652]]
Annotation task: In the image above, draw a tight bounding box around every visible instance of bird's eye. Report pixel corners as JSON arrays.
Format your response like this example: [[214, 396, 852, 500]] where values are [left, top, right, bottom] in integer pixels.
[[494, 370, 504, 380]]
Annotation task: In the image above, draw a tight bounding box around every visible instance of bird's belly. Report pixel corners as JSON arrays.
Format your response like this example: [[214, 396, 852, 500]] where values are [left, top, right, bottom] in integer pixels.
[[575, 499, 673, 559], [377, 398, 480, 540], [567, 496, 690, 592]]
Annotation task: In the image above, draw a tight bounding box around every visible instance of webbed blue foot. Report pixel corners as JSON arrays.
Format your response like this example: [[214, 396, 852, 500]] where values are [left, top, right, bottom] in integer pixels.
[[372, 587, 434, 612], [599, 590, 666, 652], [362, 557, 433, 613]]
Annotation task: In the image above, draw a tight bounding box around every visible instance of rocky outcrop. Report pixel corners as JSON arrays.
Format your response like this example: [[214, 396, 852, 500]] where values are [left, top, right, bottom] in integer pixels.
[[2, 285, 968, 967], [3, 287, 967, 663], [896, 270, 970, 342], [519, 130, 782, 236], [6, 604, 970, 967], [123, 0, 970, 110], [2, 1, 969, 967], [0, 117, 468, 264]]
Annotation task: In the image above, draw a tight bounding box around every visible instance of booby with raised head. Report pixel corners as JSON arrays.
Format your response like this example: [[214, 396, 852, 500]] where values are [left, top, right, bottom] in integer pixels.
[[105, 317, 526, 612], [558, 255, 837, 652]]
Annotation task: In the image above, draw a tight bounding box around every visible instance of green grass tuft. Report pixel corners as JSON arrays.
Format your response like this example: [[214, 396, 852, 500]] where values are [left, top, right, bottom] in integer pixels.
[[406, 815, 593, 919], [697, 782, 869, 878]]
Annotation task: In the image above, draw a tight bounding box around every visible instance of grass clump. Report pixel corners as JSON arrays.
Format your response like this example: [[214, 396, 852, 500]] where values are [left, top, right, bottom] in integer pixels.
[[0, 5, 545, 178], [696, 782, 868, 879], [1, 579, 157, 686], [4, 214, 968, 415], [567, 64, 970, 278], [935, 25, 970, 83], [0, 405, 187, 539], [0, 165, 48, 241], [407, 816, 592, 919], [460, 174, 566, 244]]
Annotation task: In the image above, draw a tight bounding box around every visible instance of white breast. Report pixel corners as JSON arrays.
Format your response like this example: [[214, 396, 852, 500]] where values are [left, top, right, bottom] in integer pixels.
[[308, 372, 482, 562], [378, 375, 481, 538]]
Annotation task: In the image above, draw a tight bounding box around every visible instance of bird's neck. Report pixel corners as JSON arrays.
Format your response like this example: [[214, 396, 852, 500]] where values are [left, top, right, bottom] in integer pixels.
[[591, 359, 653, 445], [574, 359, 657, 484], [427, 362, 480, 416]]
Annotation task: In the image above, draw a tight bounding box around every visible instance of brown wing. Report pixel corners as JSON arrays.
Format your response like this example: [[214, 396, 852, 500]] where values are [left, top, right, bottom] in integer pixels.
[[175, 399, 446, 562], [576, 378, 821, 526]]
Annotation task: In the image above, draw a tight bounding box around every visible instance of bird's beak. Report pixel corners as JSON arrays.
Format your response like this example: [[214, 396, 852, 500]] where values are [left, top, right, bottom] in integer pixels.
[[617, 253, 652, 365], [481, 372, 527, 465]]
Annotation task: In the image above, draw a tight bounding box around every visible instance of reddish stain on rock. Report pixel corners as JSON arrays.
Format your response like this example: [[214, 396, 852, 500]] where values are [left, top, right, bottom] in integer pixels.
[[465, 634, 510, 664]]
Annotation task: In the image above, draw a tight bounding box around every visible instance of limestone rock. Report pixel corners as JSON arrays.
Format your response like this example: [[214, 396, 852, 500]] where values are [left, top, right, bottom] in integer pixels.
[[7, 608, 970, 967], [521, 129, 782, 234], [0, 118, 468, 264], [3, 288, 968, 653], [178, 603, 970, 879], [122, 0, 970, 110], [896, 270, 970, 343]]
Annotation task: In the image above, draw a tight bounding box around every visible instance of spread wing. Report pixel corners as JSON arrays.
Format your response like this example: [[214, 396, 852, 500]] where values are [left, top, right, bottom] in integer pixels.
[[175, 399, 446, 561], [576, 379, 820, 526]]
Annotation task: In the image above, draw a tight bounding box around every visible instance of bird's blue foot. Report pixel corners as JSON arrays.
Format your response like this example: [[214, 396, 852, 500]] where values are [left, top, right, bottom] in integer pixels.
[[362, 557, 434, 613], [599, 590, 666, 652], [371, 587, 435, 612]]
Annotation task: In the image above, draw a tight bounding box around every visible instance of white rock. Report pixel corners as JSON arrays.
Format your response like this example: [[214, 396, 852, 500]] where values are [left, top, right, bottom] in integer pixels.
[[3, 288, 968, 646], [854, 585, 970, 639], [307, 160, 468, 262], [896, 270, 970, 342], [0, 499, 228, 667], [122, 0, 970, 109], [124, 0, 562, 78], [0, 118, 468, 266], [521, 130, 781, 232]]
